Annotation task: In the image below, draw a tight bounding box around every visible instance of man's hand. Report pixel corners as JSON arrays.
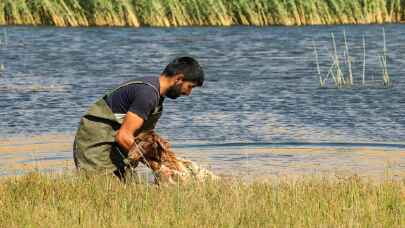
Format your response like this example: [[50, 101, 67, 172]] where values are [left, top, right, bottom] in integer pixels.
[[115, 111, 144, 151]]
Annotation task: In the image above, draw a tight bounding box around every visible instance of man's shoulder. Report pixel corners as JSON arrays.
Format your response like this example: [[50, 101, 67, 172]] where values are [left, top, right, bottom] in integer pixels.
[[125, 77, 160, 105], [124, 77, 159, 93]]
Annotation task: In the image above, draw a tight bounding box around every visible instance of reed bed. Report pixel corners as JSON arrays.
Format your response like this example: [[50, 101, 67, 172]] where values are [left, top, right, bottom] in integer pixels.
[[0, 0, 404, 27], [313, 29, 392, 88], [0, 172, 404, 227]]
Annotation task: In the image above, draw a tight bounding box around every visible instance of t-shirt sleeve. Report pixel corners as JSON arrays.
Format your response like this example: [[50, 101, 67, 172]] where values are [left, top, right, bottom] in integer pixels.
[[128, 86, 158, 121]]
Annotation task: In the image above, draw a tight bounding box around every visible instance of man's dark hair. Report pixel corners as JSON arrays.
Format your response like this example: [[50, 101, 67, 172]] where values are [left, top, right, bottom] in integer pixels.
[[162, 56, 204, 86]]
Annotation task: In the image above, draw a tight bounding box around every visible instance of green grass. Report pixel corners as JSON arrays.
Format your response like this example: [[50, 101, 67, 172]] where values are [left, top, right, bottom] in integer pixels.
[[0, 172, 404, 227], [0, 0, 404, 26]]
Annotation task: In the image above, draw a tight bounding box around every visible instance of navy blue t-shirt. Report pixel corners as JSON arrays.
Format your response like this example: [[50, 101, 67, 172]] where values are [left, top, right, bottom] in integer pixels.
[[105, 77, 162, 121]]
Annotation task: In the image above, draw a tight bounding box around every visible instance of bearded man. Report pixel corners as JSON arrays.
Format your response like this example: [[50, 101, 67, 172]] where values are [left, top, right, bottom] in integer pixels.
[[73, 57, 204, 179]]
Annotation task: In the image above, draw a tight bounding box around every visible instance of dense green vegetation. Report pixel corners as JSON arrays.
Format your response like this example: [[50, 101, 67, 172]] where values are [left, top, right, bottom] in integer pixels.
[[0, 0, 404, 27], [0, 173, 404, 227]]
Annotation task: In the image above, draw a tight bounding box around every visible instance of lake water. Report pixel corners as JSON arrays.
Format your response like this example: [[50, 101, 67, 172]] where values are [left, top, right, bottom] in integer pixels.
[[0, 25, 404, 178]]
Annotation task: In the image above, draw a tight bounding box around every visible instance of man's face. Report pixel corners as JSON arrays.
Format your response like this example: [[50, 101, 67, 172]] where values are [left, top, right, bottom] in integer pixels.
[[166, 80, 198, 99]]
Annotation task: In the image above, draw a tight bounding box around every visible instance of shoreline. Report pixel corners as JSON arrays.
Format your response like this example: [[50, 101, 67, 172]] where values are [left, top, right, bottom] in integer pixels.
[[1, 133, 404, 181]]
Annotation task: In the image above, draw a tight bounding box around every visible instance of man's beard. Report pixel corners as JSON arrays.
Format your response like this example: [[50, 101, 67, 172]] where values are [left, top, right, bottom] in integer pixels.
[[165, 83, 182, 99]]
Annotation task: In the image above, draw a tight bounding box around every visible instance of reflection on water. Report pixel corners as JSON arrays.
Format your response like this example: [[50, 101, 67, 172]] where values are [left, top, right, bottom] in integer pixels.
[[0, 25, 404, 145]]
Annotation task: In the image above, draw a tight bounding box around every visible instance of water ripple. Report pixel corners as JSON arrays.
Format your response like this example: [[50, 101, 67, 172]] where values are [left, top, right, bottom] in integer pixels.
[[0, 25, 404, 144]]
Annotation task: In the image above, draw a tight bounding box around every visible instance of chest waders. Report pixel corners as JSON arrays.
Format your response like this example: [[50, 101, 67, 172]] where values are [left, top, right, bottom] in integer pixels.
[[73, 81, 162, 175]]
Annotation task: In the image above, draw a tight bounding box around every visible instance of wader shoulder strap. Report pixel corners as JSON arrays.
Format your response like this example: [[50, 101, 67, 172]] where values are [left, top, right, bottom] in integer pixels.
[[105, 80, 161, 124]]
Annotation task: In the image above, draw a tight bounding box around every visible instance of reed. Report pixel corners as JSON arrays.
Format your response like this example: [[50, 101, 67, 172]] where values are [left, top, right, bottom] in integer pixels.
[[380, 28, 391, 88], [0, 28, 5, 76], [57, 0, 88, 26], [2, 0, 34, 25], [343, 30, 353, 86], [312, 40, 324, 87], [0, 0, 404, 27], [362, 35, 366, 86], [331, 32, 345, 88], [314, 30, 393, 89]]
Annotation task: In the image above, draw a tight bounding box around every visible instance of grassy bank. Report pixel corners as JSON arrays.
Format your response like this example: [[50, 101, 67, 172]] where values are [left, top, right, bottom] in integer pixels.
[[0, 0, 404, 27], [0, 173, 404, 227]]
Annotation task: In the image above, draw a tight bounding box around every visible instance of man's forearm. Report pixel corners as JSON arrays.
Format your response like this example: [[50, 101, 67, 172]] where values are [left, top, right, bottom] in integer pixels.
[[115, 130, 135, 152], [115, 111, 144, 151]]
